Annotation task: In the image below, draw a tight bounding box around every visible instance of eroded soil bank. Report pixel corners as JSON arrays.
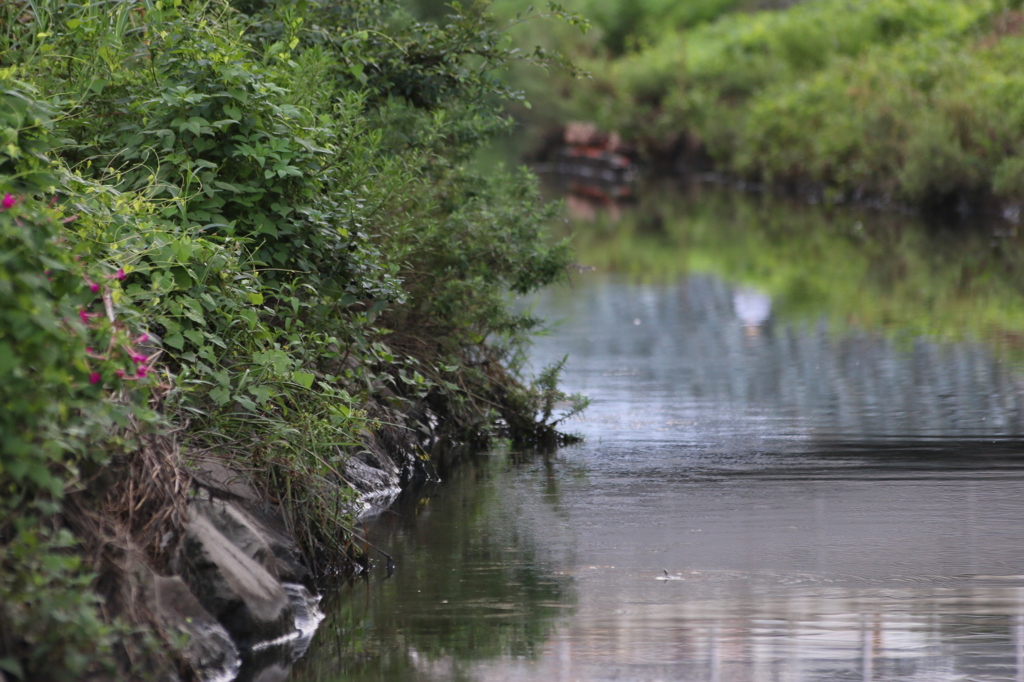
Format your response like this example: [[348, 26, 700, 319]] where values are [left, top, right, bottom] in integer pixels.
[[84, 397, 508, 682]]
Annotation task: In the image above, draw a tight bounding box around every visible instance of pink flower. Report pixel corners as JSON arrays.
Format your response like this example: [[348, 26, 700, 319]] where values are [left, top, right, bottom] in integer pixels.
[[131, 353, 148, 364], [136, 366, 149, 378], [115, 369, 126, 379], [1, 194, 15, 210], [134, 333, 149, 344], [89, 372, 101, 385], [78, 309, 99, 324], [105, 268, 127, 281], [85, 277, 100, 293]]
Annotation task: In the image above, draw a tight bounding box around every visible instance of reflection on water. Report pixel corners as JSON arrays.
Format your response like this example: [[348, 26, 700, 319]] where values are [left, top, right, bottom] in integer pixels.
[[296, 187, 1024, 681], [548, 277, 1024, 442], [291, 451, 575, 682], [559, 182, 1024, 367], [733, 287, 772, 330]]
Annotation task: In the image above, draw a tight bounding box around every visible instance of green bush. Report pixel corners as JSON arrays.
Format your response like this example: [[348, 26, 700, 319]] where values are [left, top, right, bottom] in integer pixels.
[[0, 527, 116, 682], [1, 0, 586, 675], [0, 76, 159, 682]]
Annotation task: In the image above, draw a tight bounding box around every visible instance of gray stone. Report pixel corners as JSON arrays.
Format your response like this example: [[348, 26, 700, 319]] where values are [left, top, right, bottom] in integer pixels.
[[245, 663, 292, 682], [341, 434, 401, 495], [191, 498, 308, 583], [342, 454, 399, 495], [237, 659, 290, 679], [145, 572, 241, 682], [179, 511, 295, 647], [190, 459, 261, 504], [282, 582, 325, 659]]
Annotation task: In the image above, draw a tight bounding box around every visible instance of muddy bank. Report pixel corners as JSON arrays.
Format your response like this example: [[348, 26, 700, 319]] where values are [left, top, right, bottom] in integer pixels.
[[73, 399, 451, 682], [530, 121, 1024, 226]]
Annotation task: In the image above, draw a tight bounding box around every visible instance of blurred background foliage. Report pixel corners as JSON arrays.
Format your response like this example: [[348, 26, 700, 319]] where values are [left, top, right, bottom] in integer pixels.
[[481, 0, 1024, 208]]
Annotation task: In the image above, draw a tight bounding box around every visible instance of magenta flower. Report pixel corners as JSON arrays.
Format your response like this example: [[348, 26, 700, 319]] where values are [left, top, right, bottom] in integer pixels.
[[1, 194, 15, 210], [131, 353, 149, 364], [115, 369, 126, 379], [78, 309, 99, 324], [105, 268, 127, 281], [85, 277, 100, 293], [134, 333, 149, 344], [89, 372, 101, 385], [136, 366, 149, 378]]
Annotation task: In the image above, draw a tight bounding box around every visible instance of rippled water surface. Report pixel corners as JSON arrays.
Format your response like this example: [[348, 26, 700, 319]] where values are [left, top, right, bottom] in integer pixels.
[[295, 187, 1024, 682]]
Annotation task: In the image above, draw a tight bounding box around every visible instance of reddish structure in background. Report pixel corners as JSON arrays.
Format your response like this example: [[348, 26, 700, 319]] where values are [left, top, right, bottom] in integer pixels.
[[533, 122, 638, 206]]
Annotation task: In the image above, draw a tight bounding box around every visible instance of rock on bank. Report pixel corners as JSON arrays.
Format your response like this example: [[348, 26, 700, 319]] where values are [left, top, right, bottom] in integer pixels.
[[138, 405, 436, 681]]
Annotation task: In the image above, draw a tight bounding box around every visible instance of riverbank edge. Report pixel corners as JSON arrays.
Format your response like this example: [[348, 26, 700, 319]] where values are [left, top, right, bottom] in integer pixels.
[[530, 121, 1023, 226], [662, 146, 1023, 225], [0, 1, 594, 679], [83, 395, 512, 682]]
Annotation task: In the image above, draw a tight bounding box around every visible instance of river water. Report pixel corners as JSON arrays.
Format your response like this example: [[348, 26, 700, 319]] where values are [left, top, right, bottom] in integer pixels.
[[293, 184, 1024, 682]]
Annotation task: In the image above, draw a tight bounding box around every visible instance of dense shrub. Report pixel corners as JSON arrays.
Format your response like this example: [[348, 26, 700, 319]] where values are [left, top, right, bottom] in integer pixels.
[[0, 0, 586, 677], [0, 77, 155, 681]]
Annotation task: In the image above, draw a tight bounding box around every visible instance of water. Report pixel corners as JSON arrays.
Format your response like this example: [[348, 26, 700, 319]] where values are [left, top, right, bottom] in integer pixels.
[[294, 185, 1024, 682]]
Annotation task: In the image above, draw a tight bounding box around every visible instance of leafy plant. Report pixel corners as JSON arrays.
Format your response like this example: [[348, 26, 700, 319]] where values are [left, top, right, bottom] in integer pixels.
[[0, 0, 588, 675]]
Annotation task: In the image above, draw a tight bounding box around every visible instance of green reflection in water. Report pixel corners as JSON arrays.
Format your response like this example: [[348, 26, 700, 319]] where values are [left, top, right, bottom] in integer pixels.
[[558, 181, 1024, 361], [290, 450, 574, 682]]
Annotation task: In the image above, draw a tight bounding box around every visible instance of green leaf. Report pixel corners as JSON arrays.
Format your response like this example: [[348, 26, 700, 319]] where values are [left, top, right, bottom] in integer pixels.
[[180, 298, 205, 324], [246, 292, 264, 305], [235, 395, 257, 411], [214, 181, 241, 193], [209, 386, 231, 406], [0, 655, 24, 678], [292, 371, 315, 389], [0, 342, 15, 377], [183, 330, 204, 346], [248, 385, 272, 404]]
